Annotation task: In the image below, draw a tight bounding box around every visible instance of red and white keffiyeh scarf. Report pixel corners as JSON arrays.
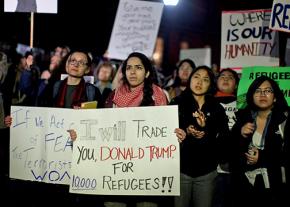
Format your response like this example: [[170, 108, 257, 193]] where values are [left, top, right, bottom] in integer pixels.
[[113, 83, 167, 107]]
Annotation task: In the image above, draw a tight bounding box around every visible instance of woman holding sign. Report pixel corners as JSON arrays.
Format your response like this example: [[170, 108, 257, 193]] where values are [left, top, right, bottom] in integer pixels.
[[69, 52, 186, 207], [170, 65, 230, 207], [230, 76, 290, 207]]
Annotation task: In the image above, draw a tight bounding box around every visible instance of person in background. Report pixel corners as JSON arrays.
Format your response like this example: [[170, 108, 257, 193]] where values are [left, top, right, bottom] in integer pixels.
[[70, 52, 186, 207], [231, 76, 289, 207], [170, 65, 230, 207], [213, 68, 239, 207], [53, 50, 101, 108], [0, 52, 8, 127], [94, 62, 114, 93], [94, 61, 114, 106], [166, 59, 196, 101], [18, 51, 40, 106], [0, 51, 9, 180]]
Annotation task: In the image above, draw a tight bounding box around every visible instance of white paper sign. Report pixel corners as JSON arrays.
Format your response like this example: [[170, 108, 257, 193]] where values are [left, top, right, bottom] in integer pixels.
[[9, 105, 180, 196], [270, 0, 290, 33], [60, 74, 94, 84], [10, 106, 76, 184], [107, 0, 164, 60], [179, 48, 211, 67], [221, 9, 279, 70], [69, 106, 180, 196], [4, 0, 58, 14]]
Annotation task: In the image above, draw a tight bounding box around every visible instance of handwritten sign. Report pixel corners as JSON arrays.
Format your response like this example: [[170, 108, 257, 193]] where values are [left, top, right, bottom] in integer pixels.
[[220, 9, 279, 71], [107, 0, 163, 60], [237, 66, 290, 109], [270, 0, 290, 33], [9, 106, 76, 184], [69, 106, 180, 195]]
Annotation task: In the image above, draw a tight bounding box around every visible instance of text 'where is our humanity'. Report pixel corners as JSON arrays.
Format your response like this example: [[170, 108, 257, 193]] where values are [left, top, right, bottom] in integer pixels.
[[222, 10, 278, 62], [65, 106, 179, 196]]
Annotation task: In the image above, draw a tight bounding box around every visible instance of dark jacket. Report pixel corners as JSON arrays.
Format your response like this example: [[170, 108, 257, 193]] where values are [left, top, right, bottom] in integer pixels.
[[53, 80, 102, 108], [231, 107, 290, 190], [170, 92, 230, 177]]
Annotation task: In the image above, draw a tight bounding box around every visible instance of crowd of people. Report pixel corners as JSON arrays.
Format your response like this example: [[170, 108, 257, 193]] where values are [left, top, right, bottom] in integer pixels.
[[0, 45, 289, 207]]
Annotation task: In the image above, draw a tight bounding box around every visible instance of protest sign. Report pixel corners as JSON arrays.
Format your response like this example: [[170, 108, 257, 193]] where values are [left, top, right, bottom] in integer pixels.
[[179, 48, 211, 67], [270, 0, 290, 33], [9, 105, 180, 196], [107, 0, 163, 60], [9, 106, 76, 184], [237, 66, 290, 109], [221, 9, 279, 71], [4, 0, 58, 14], [69, 106, 180, 195]]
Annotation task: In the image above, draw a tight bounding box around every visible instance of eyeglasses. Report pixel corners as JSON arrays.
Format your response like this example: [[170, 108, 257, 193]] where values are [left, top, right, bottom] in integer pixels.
[[254, 88, 273, 96], [68, 59, 88, 67]]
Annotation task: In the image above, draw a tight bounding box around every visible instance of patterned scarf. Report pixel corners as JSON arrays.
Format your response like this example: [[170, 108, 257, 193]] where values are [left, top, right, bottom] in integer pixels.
[[113, 83, 167, 107], [215, 91, 235, 97], [55, 78, 87, 108]]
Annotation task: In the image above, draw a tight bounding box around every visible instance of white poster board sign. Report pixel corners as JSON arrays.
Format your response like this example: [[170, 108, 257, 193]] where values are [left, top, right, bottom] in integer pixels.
[[69, 106, 180, 195], [61, 74, 94, 84], [10, 106, 76, 184], [270, 0, 290, 33], [179, 48, 211, 67], [221, 9, 279, 70], [107, 0, 164, 60], [4, 0, 58, 14]]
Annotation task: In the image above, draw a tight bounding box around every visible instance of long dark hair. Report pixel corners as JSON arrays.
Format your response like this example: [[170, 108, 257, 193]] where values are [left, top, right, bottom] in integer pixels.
[[172, 59, 196, 87], [121, 52, 155, 106], [246, 75, 288, 112]]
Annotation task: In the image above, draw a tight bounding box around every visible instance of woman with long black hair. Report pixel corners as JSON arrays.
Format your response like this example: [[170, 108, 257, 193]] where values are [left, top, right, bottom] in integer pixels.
[[231, 75, 290, 207], [170, 65, 230, 207]]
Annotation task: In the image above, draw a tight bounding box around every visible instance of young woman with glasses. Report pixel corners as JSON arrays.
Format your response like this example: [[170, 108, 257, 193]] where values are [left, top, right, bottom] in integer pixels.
[[231, 75, 290, 207]]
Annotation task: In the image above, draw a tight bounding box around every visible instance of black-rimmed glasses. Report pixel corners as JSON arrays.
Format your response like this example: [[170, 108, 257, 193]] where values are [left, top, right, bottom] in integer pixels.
[[254, 88, 273, 96], [69, 59, 88, 67]]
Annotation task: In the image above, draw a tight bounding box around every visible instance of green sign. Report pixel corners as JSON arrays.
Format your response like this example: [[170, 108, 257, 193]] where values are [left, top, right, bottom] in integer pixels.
[[237, 66, 290, 109]]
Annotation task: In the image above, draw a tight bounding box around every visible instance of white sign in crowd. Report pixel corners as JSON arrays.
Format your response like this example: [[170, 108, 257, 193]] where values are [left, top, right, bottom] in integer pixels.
[[9, 106, 180, 196], [220, 9, 279, 70], [107, 0, 164, 60], [270, 0, 290, 33]]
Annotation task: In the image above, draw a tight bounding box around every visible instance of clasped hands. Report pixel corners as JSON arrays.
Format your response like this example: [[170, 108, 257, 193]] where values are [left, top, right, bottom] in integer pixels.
[[186, 110, 206, 139]]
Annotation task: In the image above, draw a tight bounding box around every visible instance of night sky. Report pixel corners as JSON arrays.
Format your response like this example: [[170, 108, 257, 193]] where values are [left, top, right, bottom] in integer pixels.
[[0, 0, 275, 68]]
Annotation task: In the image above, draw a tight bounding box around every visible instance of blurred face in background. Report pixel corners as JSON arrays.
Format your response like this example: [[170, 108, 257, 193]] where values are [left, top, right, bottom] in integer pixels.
[[179, 62, 193, 83], [98, 65, 113, 82], [217, 70, 237, 94], [49, 55, 61, 71]]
